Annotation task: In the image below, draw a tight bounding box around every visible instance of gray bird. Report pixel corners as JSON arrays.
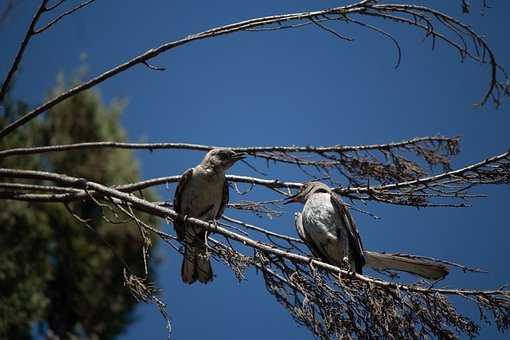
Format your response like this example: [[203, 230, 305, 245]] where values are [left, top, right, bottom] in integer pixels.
[[174, 148, 245, 284], [285, 181, 449, 280]]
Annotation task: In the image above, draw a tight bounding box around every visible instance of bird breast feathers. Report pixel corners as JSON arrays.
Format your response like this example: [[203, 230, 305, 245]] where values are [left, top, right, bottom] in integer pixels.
[[179, 169, 225, 219], [302, 193, 341, 240]]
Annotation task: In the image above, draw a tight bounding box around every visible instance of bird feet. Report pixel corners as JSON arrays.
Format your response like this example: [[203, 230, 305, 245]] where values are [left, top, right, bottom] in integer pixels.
[[342, 256, 355, 275]]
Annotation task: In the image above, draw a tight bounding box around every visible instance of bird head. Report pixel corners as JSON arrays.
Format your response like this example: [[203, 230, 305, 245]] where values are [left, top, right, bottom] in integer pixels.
[[284, 181, 330, 204], [201, 148, 246, 171]]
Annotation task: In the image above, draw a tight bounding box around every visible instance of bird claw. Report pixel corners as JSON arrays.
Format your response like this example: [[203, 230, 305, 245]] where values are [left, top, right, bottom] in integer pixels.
[[209, 219, 219, 232], [342, 256, 355, 275]]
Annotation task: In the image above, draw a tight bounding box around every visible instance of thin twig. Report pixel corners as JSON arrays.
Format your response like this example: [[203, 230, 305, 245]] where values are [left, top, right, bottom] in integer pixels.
[[0, 0, 47, 103], [34, 0, 95, 34]]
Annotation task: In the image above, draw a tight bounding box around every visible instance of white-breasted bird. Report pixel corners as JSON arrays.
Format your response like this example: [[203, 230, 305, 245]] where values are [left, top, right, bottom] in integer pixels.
[[173, 148, 245, 284], [285, 181, 449, 280]]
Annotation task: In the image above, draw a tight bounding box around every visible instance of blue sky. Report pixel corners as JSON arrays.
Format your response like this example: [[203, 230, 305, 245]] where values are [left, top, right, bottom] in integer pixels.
[[2, 1, 509, 339]]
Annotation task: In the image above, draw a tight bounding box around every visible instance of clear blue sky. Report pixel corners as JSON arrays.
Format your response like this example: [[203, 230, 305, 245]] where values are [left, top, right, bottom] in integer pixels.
[[2, 1, 509, 339]]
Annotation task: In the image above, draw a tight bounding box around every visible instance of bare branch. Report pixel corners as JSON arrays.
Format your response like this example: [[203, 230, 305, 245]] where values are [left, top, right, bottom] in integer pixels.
[[1, 1, 506, 138], [0, 166, 502, 298], [1, 159, 508, 338], [0, 0, 47, 103], [0, 136, 458, 158], [45, 1, 66, 12], [34, 0, 95, 34], [0, 136, 461, 186], [340, 149, 510, 206], [348, 16, 402, 68], [309, 17, 353, 42], [142, 60, 166, 72], [1, 148, 507, 208], [0, 182, 81, 193]]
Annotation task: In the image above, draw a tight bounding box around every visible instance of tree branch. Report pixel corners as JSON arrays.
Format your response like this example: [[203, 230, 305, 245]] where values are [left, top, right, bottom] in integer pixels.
[[1, 166, 506, 299], [0, 0, 47, 103], [1, 1, 506, 138], [0, 136, 461, 188], [1, 149, 508, 337], [0, 136, 457, 158], [1, 149, 507, 207], [34, 0, 95, 34]]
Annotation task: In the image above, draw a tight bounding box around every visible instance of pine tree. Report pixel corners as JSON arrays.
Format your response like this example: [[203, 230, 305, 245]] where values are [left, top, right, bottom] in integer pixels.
[[0, 73, 159, 339]]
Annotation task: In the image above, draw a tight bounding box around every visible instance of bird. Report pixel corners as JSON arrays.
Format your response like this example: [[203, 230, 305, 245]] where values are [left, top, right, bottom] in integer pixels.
[[173, 148, 245, 284], [285, 181, 449, 280]]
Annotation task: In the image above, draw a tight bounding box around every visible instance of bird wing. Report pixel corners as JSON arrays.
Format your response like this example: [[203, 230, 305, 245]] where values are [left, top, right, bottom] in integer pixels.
[[173, 168, 193, 240], [294, 212, 308, 242], [215, 178, 229, 220], [294, 212, 329, 262], [329, 192, 366, 272]]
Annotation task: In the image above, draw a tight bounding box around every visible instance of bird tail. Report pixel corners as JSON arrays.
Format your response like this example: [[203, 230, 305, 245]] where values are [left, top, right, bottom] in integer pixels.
[[364, 251, 449, 280], [181, 241, 213, 284]]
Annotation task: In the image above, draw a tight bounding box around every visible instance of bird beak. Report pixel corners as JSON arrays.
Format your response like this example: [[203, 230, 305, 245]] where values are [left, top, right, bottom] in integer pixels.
[[283, 192, 300, 205], [231, 152, 246, 161]]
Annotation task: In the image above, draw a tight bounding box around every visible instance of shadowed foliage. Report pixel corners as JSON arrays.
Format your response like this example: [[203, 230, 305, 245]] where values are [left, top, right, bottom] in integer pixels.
[[0, 73, 159, 339]]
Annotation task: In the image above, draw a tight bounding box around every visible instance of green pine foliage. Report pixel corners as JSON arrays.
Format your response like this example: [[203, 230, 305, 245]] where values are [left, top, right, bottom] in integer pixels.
[[0, 73, 159, 339]]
